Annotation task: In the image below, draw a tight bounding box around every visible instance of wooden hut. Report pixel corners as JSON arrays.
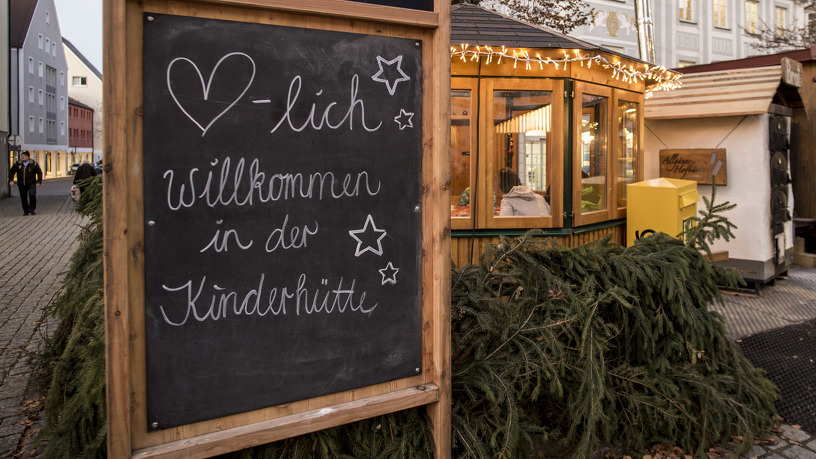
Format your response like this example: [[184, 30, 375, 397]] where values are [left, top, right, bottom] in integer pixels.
[[449, 4, 680, 267], [645, 64, 802, 285]]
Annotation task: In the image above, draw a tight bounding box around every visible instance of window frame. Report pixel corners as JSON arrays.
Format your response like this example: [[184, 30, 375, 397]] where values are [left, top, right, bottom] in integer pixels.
[[679, 0, 696, 23], [573, 81, 613, 227], [450, 78, 479, 230], [611, 90, 644, 220], [483, 78, 563, 230], [745, 0, 759, 34], [775, 5, 788, 36], [713, 0, 730, 29]]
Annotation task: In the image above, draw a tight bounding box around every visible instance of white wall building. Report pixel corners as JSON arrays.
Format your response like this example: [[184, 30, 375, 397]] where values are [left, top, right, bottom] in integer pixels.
[[63, 38, 103, 163], [10, 0, 70, 177], [572, 0, 805, 68]]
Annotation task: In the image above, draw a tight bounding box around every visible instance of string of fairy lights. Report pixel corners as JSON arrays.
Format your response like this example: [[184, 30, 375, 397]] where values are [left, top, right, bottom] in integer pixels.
[[450, 45, 683, 97]]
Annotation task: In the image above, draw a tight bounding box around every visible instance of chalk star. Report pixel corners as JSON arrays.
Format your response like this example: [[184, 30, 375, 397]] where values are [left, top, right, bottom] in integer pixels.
[[379, 262, 400, 285], [349, 214, 387, 257], [394, 109, 414, 130], [371, 55, 410, 96]]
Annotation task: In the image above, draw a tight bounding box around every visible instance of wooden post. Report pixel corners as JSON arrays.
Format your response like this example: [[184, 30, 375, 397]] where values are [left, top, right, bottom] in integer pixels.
[[104, 0, 131, 457], [427, 0, 451, 455]]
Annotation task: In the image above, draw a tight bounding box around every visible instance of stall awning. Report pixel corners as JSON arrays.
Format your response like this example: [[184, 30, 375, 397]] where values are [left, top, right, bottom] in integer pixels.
[[645, 66, 792, 119]]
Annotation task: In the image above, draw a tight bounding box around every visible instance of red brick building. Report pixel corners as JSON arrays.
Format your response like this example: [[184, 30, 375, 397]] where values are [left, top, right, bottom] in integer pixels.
[[68, 97, 93, 162]]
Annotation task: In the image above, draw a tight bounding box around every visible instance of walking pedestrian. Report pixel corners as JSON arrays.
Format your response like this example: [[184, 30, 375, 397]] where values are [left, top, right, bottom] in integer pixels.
[[8, 151, 43, 216]]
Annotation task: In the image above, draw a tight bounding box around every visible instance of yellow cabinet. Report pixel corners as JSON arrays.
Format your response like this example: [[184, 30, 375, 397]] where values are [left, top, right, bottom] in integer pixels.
[[626, 178, 699, 247]]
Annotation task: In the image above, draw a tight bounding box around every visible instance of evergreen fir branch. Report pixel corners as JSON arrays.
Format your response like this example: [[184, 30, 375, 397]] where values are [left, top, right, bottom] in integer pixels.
[[679, 185, 738, 258]]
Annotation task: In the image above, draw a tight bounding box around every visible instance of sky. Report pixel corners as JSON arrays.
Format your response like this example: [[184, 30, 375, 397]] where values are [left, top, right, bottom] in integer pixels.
[[54, 0, 103, 72]]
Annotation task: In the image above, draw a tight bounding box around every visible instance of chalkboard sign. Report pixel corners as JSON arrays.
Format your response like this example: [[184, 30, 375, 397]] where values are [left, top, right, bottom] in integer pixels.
[[142, 13, 423, 430]]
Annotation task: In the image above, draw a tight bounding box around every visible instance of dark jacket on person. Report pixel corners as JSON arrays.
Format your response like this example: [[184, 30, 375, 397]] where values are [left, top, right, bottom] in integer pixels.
[[9, 159, 43, 186], [74, 163, 97, 183]]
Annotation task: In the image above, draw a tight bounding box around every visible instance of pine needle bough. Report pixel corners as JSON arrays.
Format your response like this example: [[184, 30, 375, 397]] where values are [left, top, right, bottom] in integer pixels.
[[30, 178, 106, 458], [450, 232, 777, 458], [32, 182, 777, 458]]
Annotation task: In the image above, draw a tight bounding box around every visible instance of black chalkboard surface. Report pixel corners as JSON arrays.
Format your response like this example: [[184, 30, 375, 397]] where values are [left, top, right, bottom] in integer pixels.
[[142, 13, 423, 430], [347, 0, 433, 11]]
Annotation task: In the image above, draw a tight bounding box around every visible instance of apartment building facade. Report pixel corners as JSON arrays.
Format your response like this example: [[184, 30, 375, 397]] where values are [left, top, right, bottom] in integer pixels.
[[572, 0, 805, 68], [9, 0, 70, 177]]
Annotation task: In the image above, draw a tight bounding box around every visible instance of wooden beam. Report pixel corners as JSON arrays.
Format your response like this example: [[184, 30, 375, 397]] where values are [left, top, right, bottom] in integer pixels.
[[185, 0, 439, 28], [131, 385, 440, 458]]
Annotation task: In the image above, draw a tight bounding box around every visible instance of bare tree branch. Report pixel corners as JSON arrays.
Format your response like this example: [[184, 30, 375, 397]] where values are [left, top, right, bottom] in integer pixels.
[[744, 0, 815, 53], [453, 0, 595, 34]]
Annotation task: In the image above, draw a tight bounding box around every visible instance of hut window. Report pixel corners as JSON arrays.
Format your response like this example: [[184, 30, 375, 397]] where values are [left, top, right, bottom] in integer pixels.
[[451, 87, 474, 222], [614, 98, 640, 218], [573, 82, 611, 226], [579, 95, 608, 212], [492, 90, 553, 220]]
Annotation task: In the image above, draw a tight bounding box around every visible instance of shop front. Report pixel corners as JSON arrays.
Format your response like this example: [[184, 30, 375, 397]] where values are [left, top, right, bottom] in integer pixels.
[[449, 4, 680, 266]]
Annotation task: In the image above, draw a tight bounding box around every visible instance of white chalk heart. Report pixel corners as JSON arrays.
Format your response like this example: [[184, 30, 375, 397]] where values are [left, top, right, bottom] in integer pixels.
[[166, 52, 256, 137]]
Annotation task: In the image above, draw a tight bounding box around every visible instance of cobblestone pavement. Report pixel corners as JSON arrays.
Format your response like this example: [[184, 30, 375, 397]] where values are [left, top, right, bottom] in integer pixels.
[[710, 266, 816, 458], [0, 178, 87, 457]]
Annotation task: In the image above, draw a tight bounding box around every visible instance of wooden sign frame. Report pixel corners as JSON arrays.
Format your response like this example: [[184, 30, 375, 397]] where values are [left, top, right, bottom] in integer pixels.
[[103, 0, 450, 457]]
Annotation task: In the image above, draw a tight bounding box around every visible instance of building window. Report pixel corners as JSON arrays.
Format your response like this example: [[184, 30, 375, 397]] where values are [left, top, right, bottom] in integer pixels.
[[38, 89, 44, 106], [775, 6, 788, 36], [601, 45, 625, 53], [72, 76, 88, 86], [60, 71, 65, 86], [713, 0, 728, 28], [38, 34, 43, 49], [679, 0, 694, 22], [38, 62, 43, 77], [450, 88, 474, 222], [39, 118, 44, 133], [46, 66, 56, 87], [29, 116, 35, 132], [52, 42, 57, 57], [60, 121, 64, 135], [60, 96, 65, 110], [28, 57, 34, 73], [745, 0, 759, 34], [46, 37, 50, 51]]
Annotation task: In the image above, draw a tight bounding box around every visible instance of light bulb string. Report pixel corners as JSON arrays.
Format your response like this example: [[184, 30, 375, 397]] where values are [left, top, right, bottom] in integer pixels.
[[451, 44, 682, 97]]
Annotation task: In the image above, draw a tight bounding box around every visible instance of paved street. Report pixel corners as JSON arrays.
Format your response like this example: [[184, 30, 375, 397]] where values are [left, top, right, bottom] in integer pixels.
[[0, 178, 87, 457]]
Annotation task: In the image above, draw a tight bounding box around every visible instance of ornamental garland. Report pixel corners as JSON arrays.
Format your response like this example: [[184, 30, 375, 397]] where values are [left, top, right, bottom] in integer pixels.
[[451, 44, 683, 97]]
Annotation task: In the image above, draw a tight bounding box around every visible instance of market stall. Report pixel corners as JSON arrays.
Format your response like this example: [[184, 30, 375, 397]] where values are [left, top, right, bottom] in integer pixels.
[[449, 4, 680, 266], [645, 64, 802, 285]]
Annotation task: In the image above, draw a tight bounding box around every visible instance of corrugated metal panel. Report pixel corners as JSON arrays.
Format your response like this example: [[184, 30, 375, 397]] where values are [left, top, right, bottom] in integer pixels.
[[645, 66, 783, 119]]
